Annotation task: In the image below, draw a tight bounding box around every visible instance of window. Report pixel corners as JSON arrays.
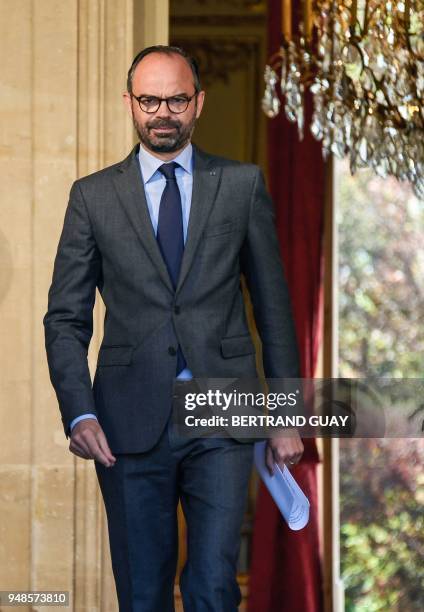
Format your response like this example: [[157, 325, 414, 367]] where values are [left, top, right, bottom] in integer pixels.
[[337, 159, 424, 611]]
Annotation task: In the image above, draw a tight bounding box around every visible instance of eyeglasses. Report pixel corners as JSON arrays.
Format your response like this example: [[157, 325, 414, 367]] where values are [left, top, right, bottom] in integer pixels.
[[131, 92, 197, 114]]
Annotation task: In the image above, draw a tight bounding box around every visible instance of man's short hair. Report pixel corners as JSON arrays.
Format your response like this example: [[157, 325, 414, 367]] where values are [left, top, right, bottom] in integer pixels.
[[127, 45, 201, 94]]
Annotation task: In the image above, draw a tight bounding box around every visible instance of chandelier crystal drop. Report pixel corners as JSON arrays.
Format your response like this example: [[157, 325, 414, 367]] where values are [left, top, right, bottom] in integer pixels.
[[262, 0, 424, 198]]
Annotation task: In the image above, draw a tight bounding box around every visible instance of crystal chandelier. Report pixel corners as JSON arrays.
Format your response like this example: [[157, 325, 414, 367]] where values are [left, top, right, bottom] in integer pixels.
[[262, 1, 424, 198]]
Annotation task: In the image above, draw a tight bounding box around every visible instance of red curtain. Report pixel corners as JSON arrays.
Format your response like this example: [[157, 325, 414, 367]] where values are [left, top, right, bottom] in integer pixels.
[[247, 1, 325, 610]]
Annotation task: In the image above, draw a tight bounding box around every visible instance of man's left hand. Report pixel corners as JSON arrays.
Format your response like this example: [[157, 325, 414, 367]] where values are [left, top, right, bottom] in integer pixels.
[[265, 428, 304, 475]]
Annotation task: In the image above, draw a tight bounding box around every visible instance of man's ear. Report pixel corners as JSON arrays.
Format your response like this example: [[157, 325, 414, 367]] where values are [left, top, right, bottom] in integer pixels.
[[123, 92, 133, 118], [195, 91, 205, 119]]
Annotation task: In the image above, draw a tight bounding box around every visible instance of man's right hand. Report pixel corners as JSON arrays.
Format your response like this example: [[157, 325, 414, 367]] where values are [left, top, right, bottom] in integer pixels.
[[69, 419, 116, 467]]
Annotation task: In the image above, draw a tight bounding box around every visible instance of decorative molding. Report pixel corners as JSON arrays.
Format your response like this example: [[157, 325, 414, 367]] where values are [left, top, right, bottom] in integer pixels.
[[134, 0, 169, 53], [171, 38, 259, 87], [75, 2, 134, 610], [186, 0, 263, 5], [171, 0, 266, 14], [171, 14, 266, 27]]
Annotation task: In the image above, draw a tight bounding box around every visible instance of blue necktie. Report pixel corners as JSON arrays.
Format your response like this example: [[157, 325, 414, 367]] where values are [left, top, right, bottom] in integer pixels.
[[157, 162, 186, 374]]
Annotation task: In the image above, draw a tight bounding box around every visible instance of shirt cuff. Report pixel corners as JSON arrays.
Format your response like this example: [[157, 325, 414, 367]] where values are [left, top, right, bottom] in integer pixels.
[[70, 414, 98, 432], [177, 368, 193, 381]]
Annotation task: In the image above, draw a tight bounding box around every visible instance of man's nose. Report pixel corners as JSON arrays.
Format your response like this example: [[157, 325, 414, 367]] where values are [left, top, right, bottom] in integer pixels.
[[155, 99, 172, 118]]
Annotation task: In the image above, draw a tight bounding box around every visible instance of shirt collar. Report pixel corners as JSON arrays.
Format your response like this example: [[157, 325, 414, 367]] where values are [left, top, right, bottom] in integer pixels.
[[138, 142, 193, 184]]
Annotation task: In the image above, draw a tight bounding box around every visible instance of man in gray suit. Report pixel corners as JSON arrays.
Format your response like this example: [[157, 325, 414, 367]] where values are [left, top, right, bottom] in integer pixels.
[[44, 46, 304, 612]]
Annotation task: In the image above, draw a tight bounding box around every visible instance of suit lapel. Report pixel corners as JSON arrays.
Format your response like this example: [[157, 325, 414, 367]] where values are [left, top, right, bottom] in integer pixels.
[[112, 144, 222, 296], [175, 145, 222, 294], [112, 145, 174, 294]]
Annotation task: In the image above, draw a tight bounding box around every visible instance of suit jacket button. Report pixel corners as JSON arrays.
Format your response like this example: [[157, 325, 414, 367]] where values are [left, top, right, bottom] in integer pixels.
[[168, 346, 177, 356], [174, 305, 180, 315]]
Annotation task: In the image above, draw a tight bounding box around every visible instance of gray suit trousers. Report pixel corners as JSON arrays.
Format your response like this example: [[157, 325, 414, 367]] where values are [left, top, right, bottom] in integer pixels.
[[95, 414, 254, 612]]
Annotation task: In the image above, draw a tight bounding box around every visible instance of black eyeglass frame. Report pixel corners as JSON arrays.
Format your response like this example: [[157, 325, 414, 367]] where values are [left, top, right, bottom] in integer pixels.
[[131, 92, 198, 114]]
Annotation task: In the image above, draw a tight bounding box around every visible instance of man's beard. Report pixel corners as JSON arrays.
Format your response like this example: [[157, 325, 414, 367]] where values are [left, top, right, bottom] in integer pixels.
[[132, 109, 197, 154]]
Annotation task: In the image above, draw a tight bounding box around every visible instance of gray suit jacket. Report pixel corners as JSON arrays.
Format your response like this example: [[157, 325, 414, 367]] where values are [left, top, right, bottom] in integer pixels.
[[43, 144, 300, 453]]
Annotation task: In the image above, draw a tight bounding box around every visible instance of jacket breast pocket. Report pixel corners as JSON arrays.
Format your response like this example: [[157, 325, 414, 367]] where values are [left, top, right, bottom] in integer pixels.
[[220, 334, 255, 358], [203, 220, 236, 238], [97, 345, 134, 366]]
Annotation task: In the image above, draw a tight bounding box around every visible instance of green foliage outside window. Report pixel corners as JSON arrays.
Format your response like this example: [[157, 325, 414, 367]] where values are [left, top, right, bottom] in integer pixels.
[[338, 162, 424, 611]]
